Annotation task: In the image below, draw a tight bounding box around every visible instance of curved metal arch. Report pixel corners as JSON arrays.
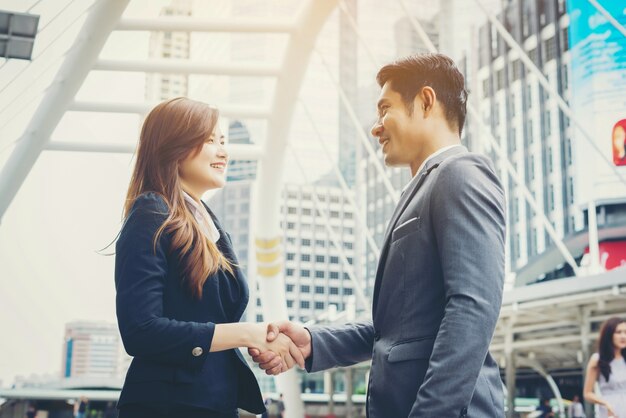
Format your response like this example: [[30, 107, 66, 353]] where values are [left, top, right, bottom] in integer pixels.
[[252, 1, 339, 416]]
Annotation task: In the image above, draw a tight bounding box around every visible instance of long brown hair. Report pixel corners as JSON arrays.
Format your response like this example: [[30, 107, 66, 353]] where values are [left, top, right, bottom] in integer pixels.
[[597, 316, 626, 382], [124, 97, 233, 299]]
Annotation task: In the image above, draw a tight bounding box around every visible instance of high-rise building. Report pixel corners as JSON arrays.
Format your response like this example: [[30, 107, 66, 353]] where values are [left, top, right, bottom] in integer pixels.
[[61, 321, 128, 380], [474, 0, 626, 285], [245, 183, 359, 324], [145, 0, 192, 101]]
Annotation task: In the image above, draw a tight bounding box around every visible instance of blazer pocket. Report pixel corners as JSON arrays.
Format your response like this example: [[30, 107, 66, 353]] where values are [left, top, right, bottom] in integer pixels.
[[387, 336, 436, 363], [391, 217, 421, 243]]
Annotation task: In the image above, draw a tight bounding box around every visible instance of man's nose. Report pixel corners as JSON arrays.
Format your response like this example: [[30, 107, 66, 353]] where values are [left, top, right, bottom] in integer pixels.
[[371, 120, 383, 137]]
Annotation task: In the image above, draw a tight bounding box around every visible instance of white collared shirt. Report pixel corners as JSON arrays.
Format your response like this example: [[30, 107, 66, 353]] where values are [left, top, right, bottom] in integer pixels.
[[402, 144, 464, 194], [183, 191, 220, 243]]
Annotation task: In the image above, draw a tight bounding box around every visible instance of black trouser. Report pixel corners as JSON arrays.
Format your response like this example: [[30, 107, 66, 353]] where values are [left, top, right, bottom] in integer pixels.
[[118, 404, 238, 418]]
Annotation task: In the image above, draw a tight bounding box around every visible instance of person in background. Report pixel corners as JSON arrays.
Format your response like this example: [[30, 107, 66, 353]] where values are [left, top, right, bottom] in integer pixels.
[[568, 395, 586, 418], [277, 393, 285, 418], [536, 398, 554, 418], [25, 404, 37, 418], [74, 396, 88, 418], [584, 317, 626, 418]]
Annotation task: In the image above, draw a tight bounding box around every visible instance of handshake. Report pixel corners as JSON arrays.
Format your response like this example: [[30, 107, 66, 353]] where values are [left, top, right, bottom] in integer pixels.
[[247, 321, 311, 375]]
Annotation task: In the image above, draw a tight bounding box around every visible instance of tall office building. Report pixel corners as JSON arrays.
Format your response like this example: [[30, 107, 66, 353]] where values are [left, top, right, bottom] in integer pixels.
[[145, 0, 192, 101], [245, 183, 358, 323], [61, 321, 128, 380], [474, 0, 626, 285]]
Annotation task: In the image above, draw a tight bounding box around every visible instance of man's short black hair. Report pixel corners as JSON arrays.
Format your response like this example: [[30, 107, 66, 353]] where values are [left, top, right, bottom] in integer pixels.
[[376, 53, 468, 135]]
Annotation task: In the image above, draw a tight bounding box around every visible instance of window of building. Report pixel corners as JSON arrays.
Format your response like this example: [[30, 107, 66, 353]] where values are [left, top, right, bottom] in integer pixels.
[[315, 302, 325, 310], [300, 285, 310, 293], [301, 270, 310, 278], [330, 272, 339, 279], [286, 253, 295, 261], [302, 239, 311, 246], [315, 271, 325, 279], [344, 242, 353, 250], [330, 211, 340, 218], [256, 314, 263, 322], [301, 254, 311, 262], [330, 287, 339, 295], [302, 208, 312, 216], [300, 301, 310, 309], [343, 288, 353, 296], [548, 146, 553, 173], [315, 286, 324, 294], [286, 268, 294, 276], [315, 255, 325, 263], [544, 37, 556, 62], [330, 256, 339, 264], [549, 185, 555, 211], [528, 48, 538, 65], [286, 300, 293, 308], [286, 284, 294, 292], [315, 239, 325, 247], [288, 207, 297, 214], [496, 69, 505, 91]]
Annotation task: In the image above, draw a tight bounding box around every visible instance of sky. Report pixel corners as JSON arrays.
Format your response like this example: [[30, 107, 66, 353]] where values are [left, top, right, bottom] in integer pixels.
[[0, 0, 500, 387]]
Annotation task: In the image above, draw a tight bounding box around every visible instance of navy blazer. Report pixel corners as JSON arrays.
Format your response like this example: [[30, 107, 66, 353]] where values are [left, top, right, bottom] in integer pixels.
[[115, 192, 264, 414]]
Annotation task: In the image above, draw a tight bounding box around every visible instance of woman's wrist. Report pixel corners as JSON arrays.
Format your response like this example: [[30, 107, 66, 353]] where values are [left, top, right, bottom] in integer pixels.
[[242, 322, 266, 348]]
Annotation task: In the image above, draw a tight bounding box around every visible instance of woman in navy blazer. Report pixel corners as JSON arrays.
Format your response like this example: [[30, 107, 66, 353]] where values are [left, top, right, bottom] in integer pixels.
[[115, 98, 303, 418]]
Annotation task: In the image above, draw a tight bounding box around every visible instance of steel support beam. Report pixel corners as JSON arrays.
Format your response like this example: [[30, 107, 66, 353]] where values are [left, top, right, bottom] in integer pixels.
[[68, 101, 271, 119], [252, 2, 339, 416], [0, 0, 131, 222], [117, 17, 296, 33], [94, 59, 281, 77], [44, 141, 263, 160]]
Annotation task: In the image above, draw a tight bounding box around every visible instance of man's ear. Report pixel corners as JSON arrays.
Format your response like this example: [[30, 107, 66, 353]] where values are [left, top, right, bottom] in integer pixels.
[[419, 86, 437, 116]]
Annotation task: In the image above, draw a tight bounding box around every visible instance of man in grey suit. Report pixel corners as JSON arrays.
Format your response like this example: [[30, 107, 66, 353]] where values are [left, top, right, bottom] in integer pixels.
[[251, 53, 506, 417]]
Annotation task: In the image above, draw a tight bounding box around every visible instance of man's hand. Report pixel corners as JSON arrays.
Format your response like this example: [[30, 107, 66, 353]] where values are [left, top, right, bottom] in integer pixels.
[[248, 321, 312, 375]]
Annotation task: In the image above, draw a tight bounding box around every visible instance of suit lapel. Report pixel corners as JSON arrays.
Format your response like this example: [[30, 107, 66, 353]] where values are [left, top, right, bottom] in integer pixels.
[[372, 146, 467, 315]]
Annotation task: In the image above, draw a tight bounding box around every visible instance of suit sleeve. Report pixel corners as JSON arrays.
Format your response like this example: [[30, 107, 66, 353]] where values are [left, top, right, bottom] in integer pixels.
[[409, 156, 506, 417], [305, 320, 375, 373], [115, 193, 215, 371]]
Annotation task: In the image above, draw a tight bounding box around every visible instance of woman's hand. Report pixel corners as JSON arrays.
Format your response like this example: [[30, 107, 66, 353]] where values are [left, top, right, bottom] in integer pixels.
[[605, 403, 617, 418], [249, 323, 305, 373]]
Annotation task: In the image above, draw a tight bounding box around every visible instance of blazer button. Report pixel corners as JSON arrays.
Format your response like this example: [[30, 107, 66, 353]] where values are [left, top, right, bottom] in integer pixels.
[[192, 347, 203, 357], [460, 407, 468, 417], [374, 332, 380, 341]]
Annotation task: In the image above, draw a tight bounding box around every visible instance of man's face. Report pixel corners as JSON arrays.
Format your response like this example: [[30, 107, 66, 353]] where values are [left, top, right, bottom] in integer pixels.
[[371, 81, 425, 168]]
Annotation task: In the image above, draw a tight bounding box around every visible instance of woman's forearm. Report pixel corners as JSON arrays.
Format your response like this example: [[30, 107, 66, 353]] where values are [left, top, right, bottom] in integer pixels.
[[584, 391, 609, 408], [210, 322, 264, 352]]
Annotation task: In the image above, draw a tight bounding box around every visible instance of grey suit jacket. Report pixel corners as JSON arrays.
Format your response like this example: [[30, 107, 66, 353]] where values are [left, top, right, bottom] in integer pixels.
[[306, 147, 506, 418]]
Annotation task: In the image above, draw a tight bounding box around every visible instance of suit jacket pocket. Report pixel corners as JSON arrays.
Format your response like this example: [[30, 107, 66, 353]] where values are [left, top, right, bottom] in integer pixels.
[[387, 336, 436, 363], [391, 217, 421, 243]]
